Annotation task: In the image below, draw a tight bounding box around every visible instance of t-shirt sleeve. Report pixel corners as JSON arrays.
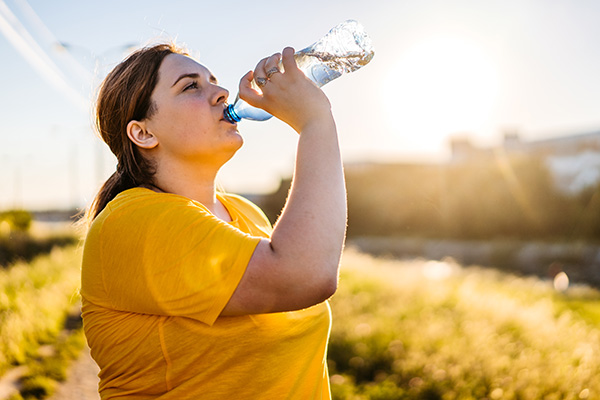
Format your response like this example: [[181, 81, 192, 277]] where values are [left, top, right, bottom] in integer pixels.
[[99, 198, 261, 326]]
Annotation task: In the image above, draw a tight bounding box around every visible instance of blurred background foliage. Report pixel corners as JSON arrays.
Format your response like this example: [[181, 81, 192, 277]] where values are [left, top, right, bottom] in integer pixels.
[[2, 152, 600, 399], [327, 249, 600, 400], [0, 211, 33, 233], [257, 154, 600, 241], [0, 210, 78, 267]]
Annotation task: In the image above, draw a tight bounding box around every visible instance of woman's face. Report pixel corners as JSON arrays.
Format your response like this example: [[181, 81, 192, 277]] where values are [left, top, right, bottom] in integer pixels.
[[143, 53, 242, 165]]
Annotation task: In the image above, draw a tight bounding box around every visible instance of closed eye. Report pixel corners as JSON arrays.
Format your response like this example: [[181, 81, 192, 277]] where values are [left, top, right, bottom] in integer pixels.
[[183, 81, 199, 91]]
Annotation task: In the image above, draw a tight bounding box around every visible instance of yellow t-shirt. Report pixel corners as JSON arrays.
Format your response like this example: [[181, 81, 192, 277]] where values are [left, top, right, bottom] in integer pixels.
[[81, 188, 332, 399]]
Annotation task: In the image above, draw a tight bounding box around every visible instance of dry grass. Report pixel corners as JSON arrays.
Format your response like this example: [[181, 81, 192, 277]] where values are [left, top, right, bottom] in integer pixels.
[[328, 248, 600, 399], [0, 246, 82, 374]]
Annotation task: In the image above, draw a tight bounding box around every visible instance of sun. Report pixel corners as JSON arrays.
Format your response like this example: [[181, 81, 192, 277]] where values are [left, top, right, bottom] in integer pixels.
[[383, 37, 499, 154]]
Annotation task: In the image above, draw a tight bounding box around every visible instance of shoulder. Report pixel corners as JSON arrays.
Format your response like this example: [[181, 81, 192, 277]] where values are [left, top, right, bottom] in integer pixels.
[[85, 188, 257, 263], [219, 192, 272, 230], [90, 188, 214, 236], [109, 187, 199, 212], [219, 192, 264, 214]]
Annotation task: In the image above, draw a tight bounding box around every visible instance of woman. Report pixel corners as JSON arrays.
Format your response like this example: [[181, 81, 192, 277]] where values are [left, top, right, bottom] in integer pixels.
[[80, 42, 347, 399]]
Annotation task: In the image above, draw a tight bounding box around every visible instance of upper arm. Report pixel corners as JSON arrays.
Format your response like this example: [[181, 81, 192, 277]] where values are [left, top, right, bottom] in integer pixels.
[[220, 238, 338, 316], [98, 193, 338, 321]]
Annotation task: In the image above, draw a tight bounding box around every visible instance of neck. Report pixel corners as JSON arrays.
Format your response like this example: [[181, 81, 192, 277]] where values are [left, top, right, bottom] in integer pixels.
[[150, 159, 226, 218]]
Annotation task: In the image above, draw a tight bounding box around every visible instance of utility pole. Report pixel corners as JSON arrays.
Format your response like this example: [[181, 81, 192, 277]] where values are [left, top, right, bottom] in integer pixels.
[[70, 140, 79, 209], [53, 41, 137, 200], [14, 162, 22, 210]]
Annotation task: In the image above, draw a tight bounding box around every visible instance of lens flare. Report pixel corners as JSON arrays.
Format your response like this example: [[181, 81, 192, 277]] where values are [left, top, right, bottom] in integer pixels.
[[553, 271, 569, 292], [422, 260, 454, 280]]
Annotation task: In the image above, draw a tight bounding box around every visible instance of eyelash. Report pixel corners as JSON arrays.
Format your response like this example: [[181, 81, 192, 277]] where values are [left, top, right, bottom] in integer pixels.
[[183, 81, 198, 91]]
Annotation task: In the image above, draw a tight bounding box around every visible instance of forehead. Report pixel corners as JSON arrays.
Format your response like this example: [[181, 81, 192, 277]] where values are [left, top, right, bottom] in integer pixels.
[[157, 53, 213, 85]]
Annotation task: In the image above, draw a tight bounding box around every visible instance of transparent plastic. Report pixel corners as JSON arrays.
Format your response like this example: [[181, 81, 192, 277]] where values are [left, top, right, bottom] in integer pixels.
[[223, 19, 375, 123]]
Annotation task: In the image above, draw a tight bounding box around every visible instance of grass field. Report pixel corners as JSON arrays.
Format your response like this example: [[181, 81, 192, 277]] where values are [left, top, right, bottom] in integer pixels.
[[2, 240, 600, 399], [0, 244, 83, 394], [328, 248, 600, 400]]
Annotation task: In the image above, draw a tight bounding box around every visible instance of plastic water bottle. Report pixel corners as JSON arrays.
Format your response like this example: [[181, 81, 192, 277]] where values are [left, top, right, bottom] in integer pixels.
[[223, 20, 375, 123]]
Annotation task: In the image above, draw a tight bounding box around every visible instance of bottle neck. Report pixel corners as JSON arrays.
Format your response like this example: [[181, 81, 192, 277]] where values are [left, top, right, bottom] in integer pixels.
[[223, 104, 241, 123]]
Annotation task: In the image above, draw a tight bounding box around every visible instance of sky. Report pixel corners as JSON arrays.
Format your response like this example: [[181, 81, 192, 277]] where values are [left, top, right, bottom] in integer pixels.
[[1, 0, 600, 210]]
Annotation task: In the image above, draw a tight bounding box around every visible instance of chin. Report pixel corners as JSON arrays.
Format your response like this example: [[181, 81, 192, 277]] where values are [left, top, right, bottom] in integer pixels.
[[229, 130, 244, 149], [221, 135, 244, 159]]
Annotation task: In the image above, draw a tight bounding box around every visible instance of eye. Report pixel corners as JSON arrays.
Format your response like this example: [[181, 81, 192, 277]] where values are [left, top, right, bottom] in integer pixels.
[[183, 81, 199, 91]]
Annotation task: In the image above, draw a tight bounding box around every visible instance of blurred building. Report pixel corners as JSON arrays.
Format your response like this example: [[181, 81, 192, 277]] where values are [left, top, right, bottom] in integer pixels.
[[450, 129, 600, 194]]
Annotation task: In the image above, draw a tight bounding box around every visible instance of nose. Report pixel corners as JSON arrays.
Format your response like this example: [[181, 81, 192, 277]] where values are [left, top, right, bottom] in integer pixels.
[[212, 84, 229, 105]]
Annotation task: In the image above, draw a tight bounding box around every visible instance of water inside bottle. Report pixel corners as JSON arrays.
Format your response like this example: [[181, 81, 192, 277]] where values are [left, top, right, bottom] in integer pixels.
[[224, 19, 374, 123], [294, 51, 370, 87], [293, 19, 375, 87]]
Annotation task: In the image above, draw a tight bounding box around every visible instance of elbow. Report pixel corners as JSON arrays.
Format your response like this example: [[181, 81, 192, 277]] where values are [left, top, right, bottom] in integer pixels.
[[315, 268, 339, 302], [315, 254, 342, 301], [292, 261, 339, 307], [323, 274, 339, 300], [278, 254, 341, 308]]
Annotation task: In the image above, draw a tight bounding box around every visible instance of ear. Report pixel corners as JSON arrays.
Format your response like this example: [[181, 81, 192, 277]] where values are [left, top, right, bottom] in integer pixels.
[[126, 120, 158, 149]]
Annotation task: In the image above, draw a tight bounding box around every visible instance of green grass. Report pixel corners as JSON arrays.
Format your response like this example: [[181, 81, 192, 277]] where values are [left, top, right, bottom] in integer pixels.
[[17, 329, 87, 400], [328, 248, 600, 400], [3, 240, 600, 399], [0, 245, 82, 374]]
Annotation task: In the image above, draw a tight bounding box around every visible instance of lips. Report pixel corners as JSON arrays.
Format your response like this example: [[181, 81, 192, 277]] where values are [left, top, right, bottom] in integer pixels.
[[220, 115, 237, 127], [220, 113, 237, 125]]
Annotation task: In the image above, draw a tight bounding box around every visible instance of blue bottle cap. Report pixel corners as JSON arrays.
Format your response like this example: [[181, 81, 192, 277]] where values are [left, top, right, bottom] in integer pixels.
[[223, 104, 241, 123]]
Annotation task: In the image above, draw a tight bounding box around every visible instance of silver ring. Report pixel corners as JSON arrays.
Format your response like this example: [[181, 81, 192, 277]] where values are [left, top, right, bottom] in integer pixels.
[[266, 67, 280, 79], [256, 77, 268, 88]]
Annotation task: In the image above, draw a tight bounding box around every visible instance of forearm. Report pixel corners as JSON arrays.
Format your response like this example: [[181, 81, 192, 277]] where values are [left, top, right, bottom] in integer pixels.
[[222, 48, 348, 314], [270, 112, 347, 279]]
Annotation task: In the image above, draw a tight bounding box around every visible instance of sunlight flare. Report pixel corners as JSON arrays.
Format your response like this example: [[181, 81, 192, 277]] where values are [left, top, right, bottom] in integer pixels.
[[383, 37, 498, 152], [553, 271, 569, 292], [422, 259, 455, 281]]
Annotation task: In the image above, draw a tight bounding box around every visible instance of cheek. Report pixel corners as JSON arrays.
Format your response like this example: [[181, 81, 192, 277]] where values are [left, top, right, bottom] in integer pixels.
[[161, 119, 213, 155], [164, 124, 211, 152], [150, 101, 205, 137], [171, 98, 213, 130], [146, 96, 217, 154]]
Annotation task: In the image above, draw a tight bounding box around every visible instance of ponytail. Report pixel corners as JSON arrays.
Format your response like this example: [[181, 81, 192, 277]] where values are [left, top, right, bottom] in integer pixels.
[[85, 171, 127, 224], [83, 42, 185, 227]]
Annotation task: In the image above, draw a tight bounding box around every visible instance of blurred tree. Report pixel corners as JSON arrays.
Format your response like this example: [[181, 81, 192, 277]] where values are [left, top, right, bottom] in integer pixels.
[[0, 210, 32, 233], [254, 156, 597, 241]]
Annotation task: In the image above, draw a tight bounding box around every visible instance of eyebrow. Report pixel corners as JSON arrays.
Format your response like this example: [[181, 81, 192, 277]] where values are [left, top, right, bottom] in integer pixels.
[[171, 72, 218, 87]]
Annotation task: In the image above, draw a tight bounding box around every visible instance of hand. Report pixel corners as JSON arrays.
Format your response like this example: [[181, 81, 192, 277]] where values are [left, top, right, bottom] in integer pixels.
[[238, 47, 333, 133]]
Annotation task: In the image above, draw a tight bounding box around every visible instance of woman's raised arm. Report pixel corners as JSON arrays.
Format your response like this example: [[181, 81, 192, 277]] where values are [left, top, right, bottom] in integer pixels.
[[221, 47, 347, 315]]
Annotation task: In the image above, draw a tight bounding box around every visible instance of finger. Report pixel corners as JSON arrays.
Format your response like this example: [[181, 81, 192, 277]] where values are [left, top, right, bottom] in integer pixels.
[[264, 53, 282, 79], [238, 71, 263, 105], [281, 47, 299, 74], [253, 57, 269, 83]]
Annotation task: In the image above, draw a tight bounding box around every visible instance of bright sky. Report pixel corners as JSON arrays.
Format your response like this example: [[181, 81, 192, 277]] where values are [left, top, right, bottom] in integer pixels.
[[1, 0, 600, 210]]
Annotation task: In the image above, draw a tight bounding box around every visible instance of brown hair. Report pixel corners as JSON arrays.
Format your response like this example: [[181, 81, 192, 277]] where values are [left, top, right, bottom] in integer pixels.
[[85, 43, 187, 224]]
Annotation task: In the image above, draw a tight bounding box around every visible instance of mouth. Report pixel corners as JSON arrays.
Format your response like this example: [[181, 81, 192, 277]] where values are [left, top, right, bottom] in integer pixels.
[[220, 114, 238, 129], [220, 116, 237, 126], [222, 103, 241, 125]]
